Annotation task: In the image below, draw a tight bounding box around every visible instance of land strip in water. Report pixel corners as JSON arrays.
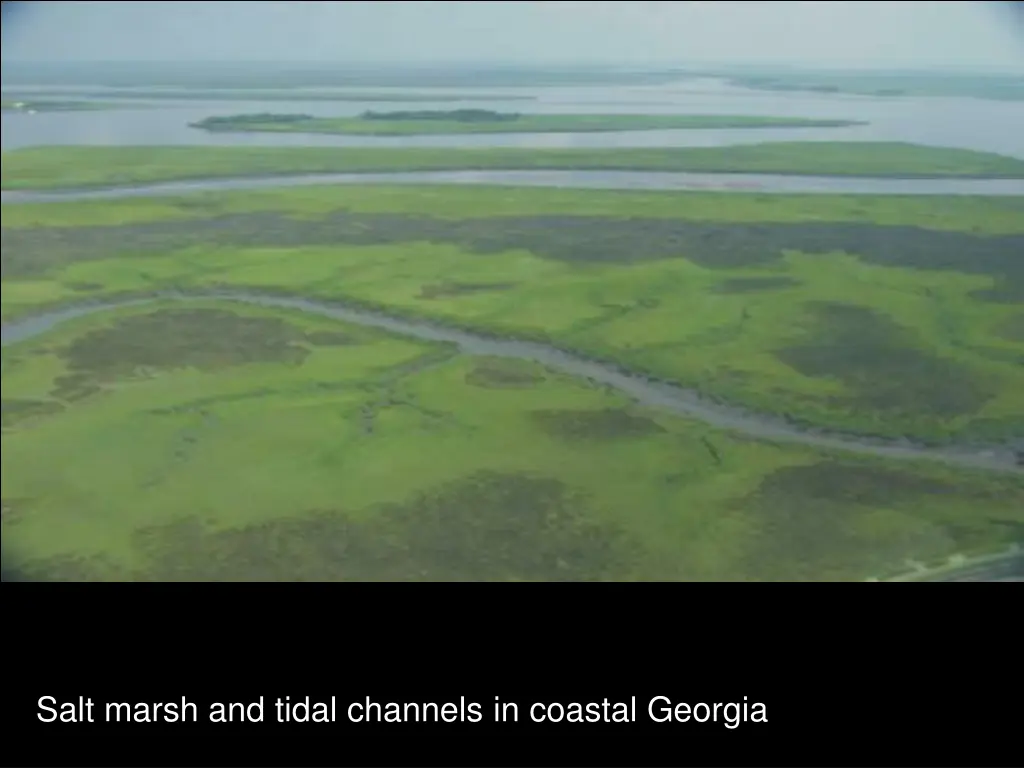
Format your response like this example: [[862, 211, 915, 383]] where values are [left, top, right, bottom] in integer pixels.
[[1, 99, 121, 113], [5, 143, 1024, 192], [189, 109, 864, 136], [682, 68, 1024, 101], [1, 89, 539, 103]]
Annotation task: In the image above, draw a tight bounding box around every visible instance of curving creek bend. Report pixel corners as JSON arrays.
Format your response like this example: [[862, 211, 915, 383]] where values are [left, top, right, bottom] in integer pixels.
[[3, 290, 1021, 475]]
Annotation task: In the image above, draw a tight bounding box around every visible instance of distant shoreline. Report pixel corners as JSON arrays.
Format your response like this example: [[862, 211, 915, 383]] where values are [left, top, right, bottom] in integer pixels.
[[4, 142, 1024, 191], [1, 88, 539, 104], [0, 99, 118, 113], [188, 110, 865, 137]]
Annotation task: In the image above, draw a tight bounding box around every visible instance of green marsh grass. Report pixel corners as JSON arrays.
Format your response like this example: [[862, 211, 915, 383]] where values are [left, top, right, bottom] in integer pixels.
[[189, 111, 862, 136], [3, 186, 1022, 444], [5, 143, 1024, 191], [3, 300, 1021, 581]]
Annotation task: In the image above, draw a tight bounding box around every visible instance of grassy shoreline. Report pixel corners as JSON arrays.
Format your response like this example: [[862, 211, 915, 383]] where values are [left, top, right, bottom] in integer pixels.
[[189, 110, 864, 136], [1, 89, 538, 104], [5, 143, 1024, 191], [1, 99, 119, 113], [678, 68, 1024, 101], [731, 73, 1024, 102]]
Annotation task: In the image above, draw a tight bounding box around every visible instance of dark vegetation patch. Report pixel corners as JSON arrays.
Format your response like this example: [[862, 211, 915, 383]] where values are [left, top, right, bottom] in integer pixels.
[[148, 391, 275, 416], [41, 309, 366, 401], [533, 408, 666, 441], [9, 553, 125, 582], [3, 213, 1021, 299], [713, 276, 801, 294], [759, 461, 979, 506], [465, 360, 545, 389], [50, 373, 102, 401], [971, 283, 1024, 304], [964, 416, 1024, 445], [2, 398, 64, 429], [361, 109, 520, 123], [987, 518, 1024, 539], [739, 461, 1024, 580], [995, 313, 1024, 343], [193, 113, 315, 130], [15, 472, 636, 581], [60, 309, 319, 379], [1, 499, 30, 525], [419, 280, 517, 300], [303, 330, 359, 346], [776, 302, 994, 418], [194, 110, 522, 132]]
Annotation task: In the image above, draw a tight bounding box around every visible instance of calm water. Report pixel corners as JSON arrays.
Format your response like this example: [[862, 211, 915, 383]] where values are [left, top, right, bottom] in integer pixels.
[[3, 78, 1023, 156], [4, 169, 1021, 203]]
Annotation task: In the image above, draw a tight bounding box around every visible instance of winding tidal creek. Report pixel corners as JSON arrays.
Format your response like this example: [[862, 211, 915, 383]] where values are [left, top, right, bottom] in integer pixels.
[[3, 290, 1020, 475]]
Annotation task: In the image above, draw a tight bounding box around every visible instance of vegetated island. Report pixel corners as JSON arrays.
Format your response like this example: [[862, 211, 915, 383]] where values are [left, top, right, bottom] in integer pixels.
[[5, 142, 1024, 190], [730, 73, 1024, 101], [188, 108, 865, 136], [1, 99, 117, 113], [2, 88, 538, 103], [677, 68, 1024, 101]]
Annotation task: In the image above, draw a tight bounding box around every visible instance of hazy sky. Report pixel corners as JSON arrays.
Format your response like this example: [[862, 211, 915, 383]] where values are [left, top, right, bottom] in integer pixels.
[[2, 1, 1023, 69]]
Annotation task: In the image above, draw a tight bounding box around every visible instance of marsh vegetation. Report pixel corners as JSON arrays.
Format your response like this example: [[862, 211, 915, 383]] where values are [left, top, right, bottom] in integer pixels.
[[1, 99, 117, 113], [3, 185, 1022, 446], [6, 144, 1022, 192], [4, 301, 1021, 581], [2, 142, 1022, 581], [188, 111, 864, 136], [712, 70, 1024, 101]]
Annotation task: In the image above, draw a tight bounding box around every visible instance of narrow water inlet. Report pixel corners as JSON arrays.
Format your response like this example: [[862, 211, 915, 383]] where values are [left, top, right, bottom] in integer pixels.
[[3, 169, 1024, 203]]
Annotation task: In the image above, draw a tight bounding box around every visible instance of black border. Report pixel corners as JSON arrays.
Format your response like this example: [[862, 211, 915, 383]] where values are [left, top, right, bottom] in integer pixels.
[[7, 588, 1019, 768]]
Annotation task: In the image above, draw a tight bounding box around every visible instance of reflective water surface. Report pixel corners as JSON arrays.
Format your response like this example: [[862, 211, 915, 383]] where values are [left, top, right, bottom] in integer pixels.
[[4, 78, 1024, 156]]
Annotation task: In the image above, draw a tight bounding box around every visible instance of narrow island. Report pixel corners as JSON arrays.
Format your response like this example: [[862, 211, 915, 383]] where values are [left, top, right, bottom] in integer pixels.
[[2, 88, 539, 103], [1, 99, 117, 113], [188, 108, 866, 136], [4, 142, 1024, 191], [725, 72, 1024, 101], [671, 67, 1024, 101]]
